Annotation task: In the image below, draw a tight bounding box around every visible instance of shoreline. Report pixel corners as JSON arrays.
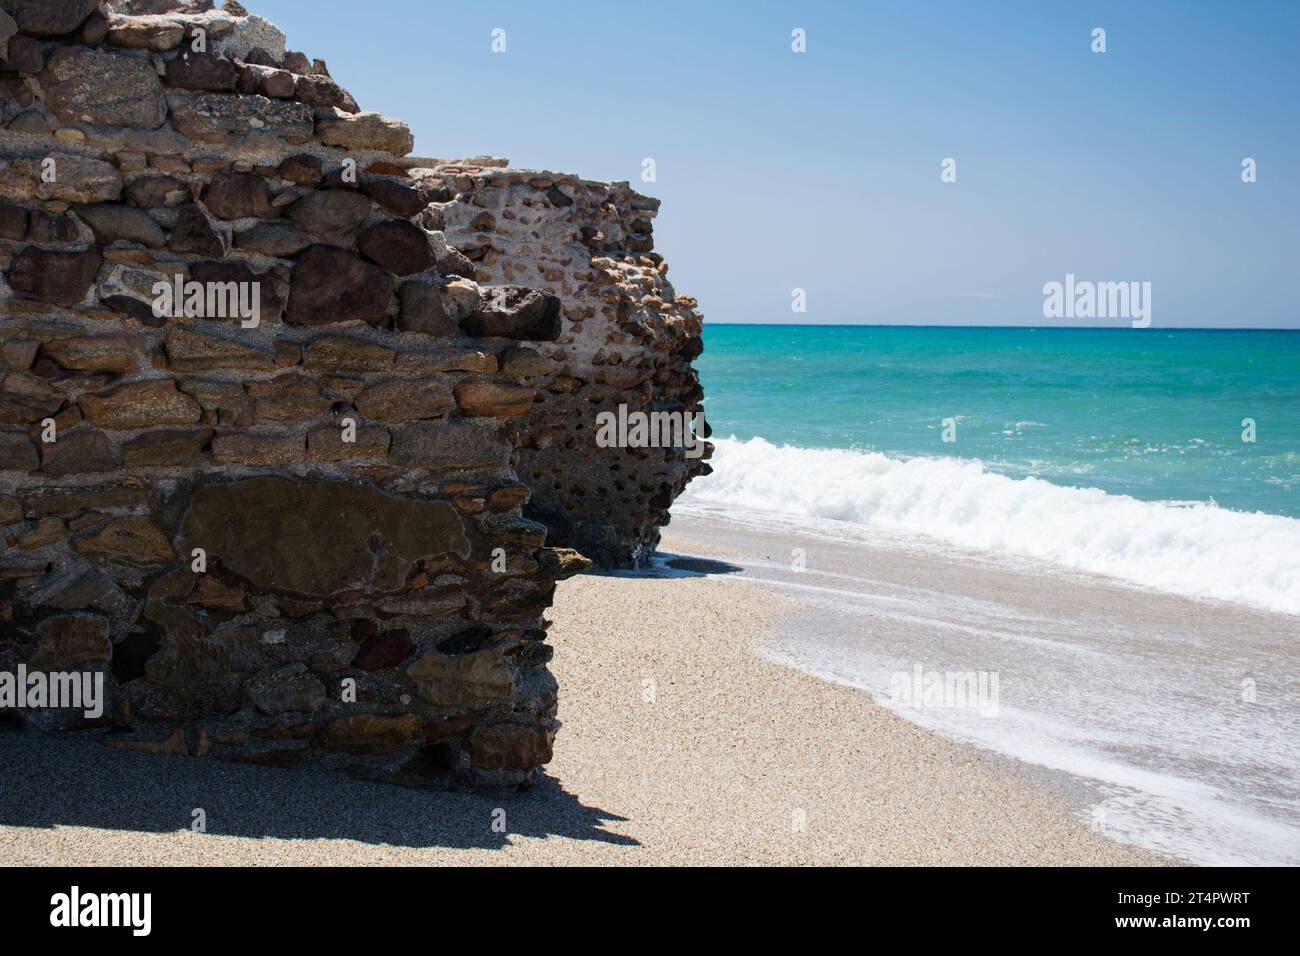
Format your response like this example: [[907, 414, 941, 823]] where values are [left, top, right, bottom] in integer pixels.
[[0, 521, 1162, 866]]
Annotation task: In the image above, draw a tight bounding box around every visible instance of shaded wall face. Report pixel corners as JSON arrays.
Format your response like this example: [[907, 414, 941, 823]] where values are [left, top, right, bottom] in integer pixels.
[[425, 164, 711, 568], [0, 1, 588, 788]]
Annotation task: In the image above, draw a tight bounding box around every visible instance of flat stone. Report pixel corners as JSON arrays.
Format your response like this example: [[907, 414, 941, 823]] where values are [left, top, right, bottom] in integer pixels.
[[285, 189, 371, 236], [7, 0, 100, 36], [361, 179, 426, 217], [202, 172, 278, 220], [40, 46, 167, 129], [32, 613, 111, 670], [79, 379, 201, 430], [453, 380, 537, 417], [466, 721, 553, 770], [5, 247, 103, 306], [42, 334, 143, 374], [462, 286, 562, 341], [317, 713, 420, 755], [233, 221, 311, 257], [106, 13, 185, 50], [305, 423, 389, 462], [74, 204, 165, 248], [164, 49, 238, 91], [286, 246, 393, 326], [356, 377, 455, 423], [302, 336, 393, 374], [209, 432, 303, 467], [122, 427, 212, 467], [25, 565, 126, 614], [245, 662, 326, 715], [168, 92, 313, 143], [388, 419, 512, 471], [499, 346, 552, 379], [74, 515, 175, 564], [165, 328, 275, 372], [245, 373, 329, 422], [356, 219, 431, 276], [316, 110, 414, 156], [179, 477, 470, 599]]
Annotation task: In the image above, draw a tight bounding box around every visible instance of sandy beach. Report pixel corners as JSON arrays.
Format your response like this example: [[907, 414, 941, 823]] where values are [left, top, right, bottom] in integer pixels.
[[0, 521, 1159, 866]]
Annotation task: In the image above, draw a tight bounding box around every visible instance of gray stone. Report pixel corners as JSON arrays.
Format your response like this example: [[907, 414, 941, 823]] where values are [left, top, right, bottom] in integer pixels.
[[74, 204, 165, 248], [6, 0, 100, 37], [245, 662, 326, 715], [40, 46, 167, 129], [234, 221, 311, 257], [286, 189, 370, 236], [167, 91, 313, 143], [316, 110, 414, 156]]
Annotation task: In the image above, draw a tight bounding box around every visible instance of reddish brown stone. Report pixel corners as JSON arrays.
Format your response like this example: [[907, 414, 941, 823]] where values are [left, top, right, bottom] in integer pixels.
[[5, 247, 102, 306], [351, 629, 414, 671]]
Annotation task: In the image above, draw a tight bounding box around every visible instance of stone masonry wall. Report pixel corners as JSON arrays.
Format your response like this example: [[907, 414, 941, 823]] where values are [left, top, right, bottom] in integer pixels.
[[0, 0, 592, 789], [407, 159, 711, 568]]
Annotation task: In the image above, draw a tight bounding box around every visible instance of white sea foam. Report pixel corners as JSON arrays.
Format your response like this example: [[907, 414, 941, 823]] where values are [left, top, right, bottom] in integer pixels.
[[682, 437, 1300, 615]]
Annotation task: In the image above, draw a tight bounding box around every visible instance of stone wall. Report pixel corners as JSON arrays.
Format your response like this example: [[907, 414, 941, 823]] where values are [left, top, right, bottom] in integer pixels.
[[409, 159, 711, 568], [0, 0, 597, 788]]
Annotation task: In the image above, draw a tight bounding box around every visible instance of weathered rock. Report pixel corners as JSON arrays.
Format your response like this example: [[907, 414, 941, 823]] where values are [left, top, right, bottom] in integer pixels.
[[43, 334, 142, 374], [6, 0, 100, 37], [316, 110, 414, 156], [362, 179, 426, 217], [180, 477, 470, 599], [106, 13, 185, 50], [286, 246, 393, 326], [5, 246, 102, 305], [397, 278, 459, 337], [74, 204, 165, 248], [245, 663, 325, 715], [80, 379, 201, 430], [466, 721, 553, 770], [122, 427, 211, 467], [209, 432, 302, 466], [453, 380, 537, 417], [202, 172, 278, 220], [356, 378, 455, 423], [285, 189, 370, 236], [40, 46, 167, 128], [165, 328, 275, 372], [305, 422, 388, 462], [168, 92, 313, 143], [276, 153, 321, 187], [407, 649, 513, 708], [356, 219, 432, 276], [388, 419, 511, 471], [245, 373, 329, 422], [462, 286, 562, 341], [164, 49, 238, 91], [74, 515, 174, 564]]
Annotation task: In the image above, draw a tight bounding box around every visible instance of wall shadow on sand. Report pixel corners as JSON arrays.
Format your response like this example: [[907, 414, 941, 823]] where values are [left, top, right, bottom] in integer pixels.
[[0, 729, 636, 852]]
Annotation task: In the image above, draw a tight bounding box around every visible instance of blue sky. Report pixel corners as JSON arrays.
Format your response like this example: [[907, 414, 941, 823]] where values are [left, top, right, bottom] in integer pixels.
[[253, 0, 1299, 328]]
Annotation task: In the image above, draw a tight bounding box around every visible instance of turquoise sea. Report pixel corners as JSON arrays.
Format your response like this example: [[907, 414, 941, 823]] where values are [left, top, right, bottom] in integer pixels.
[[695, 325, 1300, 516], [682, 325, 1300, 614]]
